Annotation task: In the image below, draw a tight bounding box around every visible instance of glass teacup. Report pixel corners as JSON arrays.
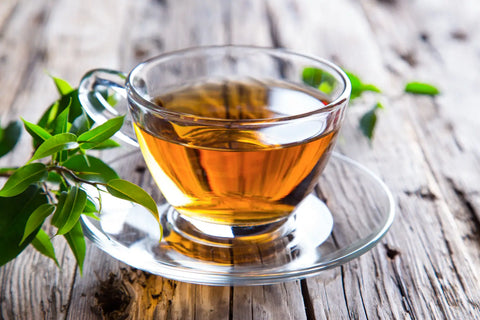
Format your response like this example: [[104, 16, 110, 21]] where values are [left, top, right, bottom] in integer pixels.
[[79, 46, 351, 263]]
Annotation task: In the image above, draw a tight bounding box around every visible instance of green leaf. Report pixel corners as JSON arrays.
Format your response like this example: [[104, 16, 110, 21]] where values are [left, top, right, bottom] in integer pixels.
[[80, 151, 90, 167], [37, 100, 60, 133], [54, 104, 72, 163], [0, 120, 22, 158], [302, 67, 336, 94], [31, 229, 59, 266], [29, 133, 78, 163], [37, 90, 86, 133], [0, 163, 48, 197], [70, 112, 92, 136], [62, 155, 119, 183], [362, 84, 381, 93], [77, 116, 125, 149], [20, 203, 55, 245], [64, 220, 86, 275], [404, 82, 440, 96], [90, 139, 121, 150], [345, 72, 363, 100], [66, 90, 88, 122], [107, 92, 120, 106], [318, 81, 334, 94], [0, 185, 48, 266], [359, 103, 382, 140], [47, 171, 64, 184], [54, 103, 71, 135], [51, 192, 67, 226], [107, 179, 159, 222], [345, 71, 381, 100], [52, 186, 87, 235], [51, 76, 74, 95], [22, 118, 52, 145], [34, 82, 83, 148], [82, 211, 100, 221], [302, 67, 331, 87], [84, 198, 98, 213]]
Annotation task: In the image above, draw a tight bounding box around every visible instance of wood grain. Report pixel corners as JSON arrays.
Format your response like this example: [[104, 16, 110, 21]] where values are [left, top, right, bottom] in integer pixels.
[[1, 0, 479, 319]]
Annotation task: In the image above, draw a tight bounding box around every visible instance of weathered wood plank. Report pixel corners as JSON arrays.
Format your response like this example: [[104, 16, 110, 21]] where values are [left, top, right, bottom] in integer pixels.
[[0, 0, 131, 319], [268, 0, 480, 319], [265, 1, 405, 318], [0, 1, 77, 319], [392, 0, 480, 272], [232, 283, 308, 320], [61, 0, 228, 318], [357, 0, 480, 318]]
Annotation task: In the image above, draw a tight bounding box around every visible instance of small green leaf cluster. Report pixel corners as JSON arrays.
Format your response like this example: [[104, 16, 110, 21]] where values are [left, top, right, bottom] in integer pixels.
[[0, 77, 160, 273], [301, 67, 440, 140], [350, 76, 440, 140]]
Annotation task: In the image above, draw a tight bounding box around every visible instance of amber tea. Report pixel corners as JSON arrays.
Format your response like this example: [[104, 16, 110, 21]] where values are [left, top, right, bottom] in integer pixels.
[[133, 79, 339, 226]]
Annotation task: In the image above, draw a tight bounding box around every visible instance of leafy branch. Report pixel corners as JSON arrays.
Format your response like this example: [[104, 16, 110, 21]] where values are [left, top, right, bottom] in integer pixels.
[[0, 77, 159, 273], [302, 67, 440, 140]]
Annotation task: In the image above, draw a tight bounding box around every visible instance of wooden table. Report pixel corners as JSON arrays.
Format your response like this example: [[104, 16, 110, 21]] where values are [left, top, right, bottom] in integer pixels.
[[1, 0, 480, 319]]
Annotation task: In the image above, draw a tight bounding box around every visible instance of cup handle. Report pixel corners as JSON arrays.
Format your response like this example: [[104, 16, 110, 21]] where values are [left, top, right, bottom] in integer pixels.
[[78, 69, 139, 147]]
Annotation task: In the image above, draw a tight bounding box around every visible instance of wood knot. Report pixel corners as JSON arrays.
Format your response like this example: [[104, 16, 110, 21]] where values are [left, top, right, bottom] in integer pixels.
[[398, 50, 417, 67], [135, 165, 146, 174], [92, 273, 132, 320], [384, 243, 400, 260], [133, 38, 164, 60], [419, 32, 430, 43], [451, 30, 468, 41], [404, 186, 438, 201]]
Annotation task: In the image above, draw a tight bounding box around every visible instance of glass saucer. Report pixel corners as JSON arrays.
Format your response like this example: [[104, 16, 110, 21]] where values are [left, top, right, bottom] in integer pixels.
[[81, 152, 395, 286]]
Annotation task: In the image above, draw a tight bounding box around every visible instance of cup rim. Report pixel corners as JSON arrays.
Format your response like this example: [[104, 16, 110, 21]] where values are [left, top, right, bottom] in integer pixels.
[[126, 45, 351, 125]]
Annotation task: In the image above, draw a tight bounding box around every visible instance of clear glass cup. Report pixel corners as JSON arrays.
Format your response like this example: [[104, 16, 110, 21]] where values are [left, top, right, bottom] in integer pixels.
[[79, 46, 351, 264]]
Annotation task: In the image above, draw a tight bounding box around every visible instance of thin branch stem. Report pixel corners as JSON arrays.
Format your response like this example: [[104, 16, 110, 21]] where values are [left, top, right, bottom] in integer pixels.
[[0, 168, 18, 178], [42, 182, 55, 203], [47, 165, 107, 187]]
